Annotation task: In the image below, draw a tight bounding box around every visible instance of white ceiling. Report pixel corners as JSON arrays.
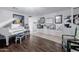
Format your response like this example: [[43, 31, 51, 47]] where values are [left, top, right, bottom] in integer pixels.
[[1, 7, 71, 16]]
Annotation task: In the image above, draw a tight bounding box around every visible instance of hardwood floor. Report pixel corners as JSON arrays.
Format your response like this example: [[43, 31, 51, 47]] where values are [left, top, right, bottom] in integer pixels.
[[0, 35, 63, 52]]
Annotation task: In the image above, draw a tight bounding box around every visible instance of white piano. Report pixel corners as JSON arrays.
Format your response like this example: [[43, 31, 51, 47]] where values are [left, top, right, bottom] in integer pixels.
[[0, 24, 29, 46]]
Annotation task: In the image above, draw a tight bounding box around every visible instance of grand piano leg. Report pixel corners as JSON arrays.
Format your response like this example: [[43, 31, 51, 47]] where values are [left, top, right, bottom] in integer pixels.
[[6, 36, 9, 46]]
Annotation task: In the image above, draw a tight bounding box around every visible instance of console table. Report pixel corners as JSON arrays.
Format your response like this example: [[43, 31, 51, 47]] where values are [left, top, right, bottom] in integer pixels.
[[67, 39, 79, 52]]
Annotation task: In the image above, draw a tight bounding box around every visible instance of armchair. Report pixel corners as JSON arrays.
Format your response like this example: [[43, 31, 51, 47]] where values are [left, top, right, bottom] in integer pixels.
[[62, 27, 77, 51]]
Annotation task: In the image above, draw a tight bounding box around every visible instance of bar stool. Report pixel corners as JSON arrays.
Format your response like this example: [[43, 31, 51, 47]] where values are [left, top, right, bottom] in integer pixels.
[[15, 33, 24, 44]]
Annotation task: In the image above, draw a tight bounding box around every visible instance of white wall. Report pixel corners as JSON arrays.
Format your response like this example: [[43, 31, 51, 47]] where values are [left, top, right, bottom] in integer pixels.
[[32, 8, 77, 36], [28, 17, 39, 34], [42, 9, 73, 36], [0, 9, 28, 28]]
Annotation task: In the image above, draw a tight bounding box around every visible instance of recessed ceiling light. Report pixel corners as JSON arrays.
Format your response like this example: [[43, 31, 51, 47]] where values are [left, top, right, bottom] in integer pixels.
[[29, 16, 32, 17]]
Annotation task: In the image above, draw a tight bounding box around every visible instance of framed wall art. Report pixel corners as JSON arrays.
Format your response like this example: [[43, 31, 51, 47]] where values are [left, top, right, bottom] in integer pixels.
[[13, 14, 24, 26], [38, 17, 45, 24], [64, 16, 71, 28], [37, 17, 45, 29], [73, 14, 79, 25], [55, 15, 62, 24]]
